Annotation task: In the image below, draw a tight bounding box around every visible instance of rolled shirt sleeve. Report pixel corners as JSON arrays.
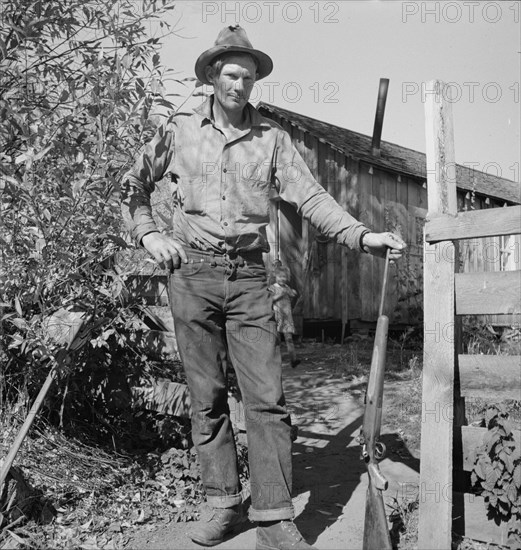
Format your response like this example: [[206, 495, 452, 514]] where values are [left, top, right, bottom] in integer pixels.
[[273, 130, 369, 251], [120, 121, 175, 244]]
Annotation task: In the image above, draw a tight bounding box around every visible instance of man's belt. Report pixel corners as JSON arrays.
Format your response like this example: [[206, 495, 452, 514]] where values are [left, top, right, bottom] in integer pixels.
[[184, 247, 264, 268]]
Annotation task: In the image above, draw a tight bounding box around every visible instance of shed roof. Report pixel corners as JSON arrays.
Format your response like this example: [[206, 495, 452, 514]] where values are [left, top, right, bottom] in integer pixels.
[[257, 102, 520, 205]]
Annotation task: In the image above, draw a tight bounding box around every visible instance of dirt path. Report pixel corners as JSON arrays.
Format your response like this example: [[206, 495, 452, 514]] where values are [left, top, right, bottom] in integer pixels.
[[126, 345, 420, 550]]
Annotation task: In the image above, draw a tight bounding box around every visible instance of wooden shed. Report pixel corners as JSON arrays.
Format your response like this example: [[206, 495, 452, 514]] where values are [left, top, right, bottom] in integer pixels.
[[257, 102, 520, 333]]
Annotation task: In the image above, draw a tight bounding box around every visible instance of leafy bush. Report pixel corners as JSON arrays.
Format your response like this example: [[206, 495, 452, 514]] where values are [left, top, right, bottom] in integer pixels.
[[0, 0, 188, 416], [471, 404, 521, 547]]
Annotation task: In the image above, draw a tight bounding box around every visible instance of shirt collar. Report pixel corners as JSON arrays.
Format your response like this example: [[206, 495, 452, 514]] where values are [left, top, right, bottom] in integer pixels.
[[193, 95, 271, 129]]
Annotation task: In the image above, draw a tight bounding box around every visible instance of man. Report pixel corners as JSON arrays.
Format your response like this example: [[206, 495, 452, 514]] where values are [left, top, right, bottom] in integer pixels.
[[121, 25, 405, 550]]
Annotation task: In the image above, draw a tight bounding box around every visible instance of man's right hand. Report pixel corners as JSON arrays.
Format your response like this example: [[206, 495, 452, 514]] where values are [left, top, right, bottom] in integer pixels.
[[141, 232, 188, 272]]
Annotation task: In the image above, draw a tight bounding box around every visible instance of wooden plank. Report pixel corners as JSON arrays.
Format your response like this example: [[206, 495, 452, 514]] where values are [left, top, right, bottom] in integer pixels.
[[407, 179, 424, 325], [132, 379, 190, 417], [359, 164, 373, 321], [380, 171, 399, 321], [424, 84, 457, 216], [315, 137, 328, 318], [455, 270, 521, 315], [370, 167, 383, 318], [418, 79, 458, 550], [321, 141, 335, 318], [453, 492, 512, 547], [132, 381, 246, 431], [304, 133, 322, 319], [126, 275, 169, 306], [460, 425, 521, 472], [341, 155, 361, 321], [325, 147, 341, 320], [299, 128, 319, 319], [293, 126, 311, 322], [395, 176, 410, 323], [419, 240, 456, 550], [338, 150, 349, 329], [504, 234, 521, 270], [458, 355, 521, 399], [426, 206, 521, 243]]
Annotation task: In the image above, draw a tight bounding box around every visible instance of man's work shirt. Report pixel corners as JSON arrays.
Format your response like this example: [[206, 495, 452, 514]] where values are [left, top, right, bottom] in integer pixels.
[[121, 96, 368, 254]]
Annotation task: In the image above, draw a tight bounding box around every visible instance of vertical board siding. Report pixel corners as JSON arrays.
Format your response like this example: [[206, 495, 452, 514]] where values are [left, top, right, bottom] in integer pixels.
[[359, 165, 373, 321], [371, 168, 383, 317], [316, 139, 330, 318], [381, 171, 401, 319], [347, 157, 362, 321], [324, 146, 340, 319], [395, 174, 411, 323], [340, 153, 361, 321], [264, 110, 518, 330], [457, 193, 521, 326], [303, 130, 320, 319]]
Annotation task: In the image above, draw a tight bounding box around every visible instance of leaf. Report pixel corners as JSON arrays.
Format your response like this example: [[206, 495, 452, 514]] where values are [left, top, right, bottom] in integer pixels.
[[503, 419, 514, 435], [14, 296, 22, 316], [1, 312, 16, 322], [134, 509, 146, 524], [0, 175, 21, 188], [80, 517, 93, 531], [514, 464, 521, 489], [507, 483, 518, 504], [121, 53, 133, 69], [488, 494, 497, 507], [105, 234, 127, 248], [485, 465, 500, 485], [485, 428, 500, 452], [33, 144, 52, 161], [11, 318, 28, 330], [5, 531, 28, 546], [483, 481, 496, 492], [79, 535, 99, 549], [8, 334, 24, 349], [485, 406, 500, 426]]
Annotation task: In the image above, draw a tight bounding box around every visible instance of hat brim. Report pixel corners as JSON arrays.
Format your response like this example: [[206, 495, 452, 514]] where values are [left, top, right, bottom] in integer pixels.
[[195, 45, 273, 85]]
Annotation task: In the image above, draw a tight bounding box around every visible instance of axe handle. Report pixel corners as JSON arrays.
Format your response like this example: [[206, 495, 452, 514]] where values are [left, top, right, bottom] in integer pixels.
[[0, 317, 85, 491], [0, 368, 56, 490]]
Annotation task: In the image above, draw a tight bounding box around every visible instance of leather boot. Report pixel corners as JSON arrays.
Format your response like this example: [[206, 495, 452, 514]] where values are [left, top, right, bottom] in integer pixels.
[[189, 505, 246, 546], [256, 520, 317, 550]]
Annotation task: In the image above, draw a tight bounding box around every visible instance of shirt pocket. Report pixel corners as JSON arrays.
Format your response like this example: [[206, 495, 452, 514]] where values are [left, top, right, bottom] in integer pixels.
[[178, 176, 207, 215], [239, 177, 271, 222]]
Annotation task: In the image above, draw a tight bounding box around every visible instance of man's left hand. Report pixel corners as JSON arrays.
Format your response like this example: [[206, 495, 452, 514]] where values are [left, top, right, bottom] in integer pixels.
[[362, 232, 407, 260]]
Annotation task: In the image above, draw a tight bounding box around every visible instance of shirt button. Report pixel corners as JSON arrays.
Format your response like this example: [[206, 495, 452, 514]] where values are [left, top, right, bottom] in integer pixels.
[[222, 195, 226, 200], [223, 221, 228, 226], [223, 167, 227, 173]]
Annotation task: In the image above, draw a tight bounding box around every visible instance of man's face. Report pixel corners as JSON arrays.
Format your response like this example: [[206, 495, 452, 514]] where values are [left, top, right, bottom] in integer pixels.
[[208, 54, 257, 114]]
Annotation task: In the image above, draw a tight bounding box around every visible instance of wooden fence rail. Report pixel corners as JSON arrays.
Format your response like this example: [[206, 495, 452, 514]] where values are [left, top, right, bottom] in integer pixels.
[[425, 205, 521, 242], [418, 80, 521, 549]]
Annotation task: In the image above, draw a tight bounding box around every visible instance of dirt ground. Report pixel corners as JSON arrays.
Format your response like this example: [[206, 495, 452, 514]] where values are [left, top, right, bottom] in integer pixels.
[[125, 340, 421, 550]]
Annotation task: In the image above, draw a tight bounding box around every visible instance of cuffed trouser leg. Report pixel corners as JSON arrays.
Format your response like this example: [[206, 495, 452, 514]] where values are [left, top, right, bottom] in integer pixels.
[[170, 262, 242, 506], [224, 263, 295, 522]]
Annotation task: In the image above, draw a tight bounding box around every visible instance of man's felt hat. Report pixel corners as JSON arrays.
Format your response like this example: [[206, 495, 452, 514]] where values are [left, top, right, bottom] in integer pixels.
[[195, 25, 273, 85]]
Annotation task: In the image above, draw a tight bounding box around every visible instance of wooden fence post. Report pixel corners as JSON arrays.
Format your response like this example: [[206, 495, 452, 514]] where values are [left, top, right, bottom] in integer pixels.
[[418, 80, 458, 549]]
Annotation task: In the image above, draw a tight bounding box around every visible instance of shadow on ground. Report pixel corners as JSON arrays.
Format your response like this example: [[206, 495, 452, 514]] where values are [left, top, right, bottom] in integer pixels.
[[281, 362, 420, 547]]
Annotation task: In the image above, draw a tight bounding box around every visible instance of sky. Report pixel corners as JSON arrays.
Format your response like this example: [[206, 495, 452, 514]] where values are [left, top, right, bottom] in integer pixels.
[[158, 0, 520, 187]]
